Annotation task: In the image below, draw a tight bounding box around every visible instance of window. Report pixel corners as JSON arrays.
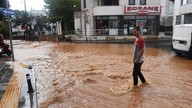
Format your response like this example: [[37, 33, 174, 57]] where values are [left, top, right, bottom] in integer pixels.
[[109, 16, 118, 29], [187, 0, 192, 4], [84, 0, 86, 8], [184, 13, 192, 24], [140, 0, 146, 5], [181, 0, 183, 5], [148, 16, 155, 19], [129, 0, 135, 5], [136, 16, 147, 19], [176, 15, 181, 25], [124, 16, 135, 19], [102, 0, 119, 6]]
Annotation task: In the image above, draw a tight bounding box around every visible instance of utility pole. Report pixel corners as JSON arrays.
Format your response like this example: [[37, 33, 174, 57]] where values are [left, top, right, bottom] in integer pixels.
[[6, 0, 15, 61], [24, 0, 28, 40], [24, 0, 27, 13]]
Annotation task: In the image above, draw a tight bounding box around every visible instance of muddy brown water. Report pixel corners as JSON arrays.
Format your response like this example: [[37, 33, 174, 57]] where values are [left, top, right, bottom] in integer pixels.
[[13, 41, 192, 108]]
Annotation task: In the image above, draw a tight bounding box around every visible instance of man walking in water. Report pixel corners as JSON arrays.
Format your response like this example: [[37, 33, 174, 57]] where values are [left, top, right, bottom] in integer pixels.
[[132, 26, 146, 86]]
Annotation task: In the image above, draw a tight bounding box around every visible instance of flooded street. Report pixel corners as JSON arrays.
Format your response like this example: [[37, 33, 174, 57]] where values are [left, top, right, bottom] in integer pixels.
[[13, 41, 192, 108]]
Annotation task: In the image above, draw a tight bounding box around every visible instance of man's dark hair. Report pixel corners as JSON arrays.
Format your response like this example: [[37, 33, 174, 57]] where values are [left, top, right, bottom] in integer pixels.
[[134, 26, 140, 31]]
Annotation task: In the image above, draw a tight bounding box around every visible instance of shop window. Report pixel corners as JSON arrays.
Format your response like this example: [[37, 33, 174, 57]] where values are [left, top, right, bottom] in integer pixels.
[[184, 13, 192, 24], [95, 16, 109, 35], [148, 20, 156, 35], [187, 0, 192, 4], [136, 16, 147, 19], [129, 0, 135, 5], [108, 16, 118, 35], [124, 16, 135, 19], [109, 16, 118, 29], [140, 0, 146, 5], [148, 16, 155, 19], [176, 15, 181, 25]]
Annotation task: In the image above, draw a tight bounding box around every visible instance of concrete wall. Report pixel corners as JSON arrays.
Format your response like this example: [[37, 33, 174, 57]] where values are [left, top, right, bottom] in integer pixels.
[[93, 6, 123, 16], [180, 4, 192, 14]]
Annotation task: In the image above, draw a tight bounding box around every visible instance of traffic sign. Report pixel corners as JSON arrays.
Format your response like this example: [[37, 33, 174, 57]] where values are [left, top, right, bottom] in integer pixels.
[[0, 8, 15, 16]]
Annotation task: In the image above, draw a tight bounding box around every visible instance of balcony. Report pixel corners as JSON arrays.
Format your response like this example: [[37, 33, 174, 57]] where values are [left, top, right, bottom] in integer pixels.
[[93, 6, 123, 16]]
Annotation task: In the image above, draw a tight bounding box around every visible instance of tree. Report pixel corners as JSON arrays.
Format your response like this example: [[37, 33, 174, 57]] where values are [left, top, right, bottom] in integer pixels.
[[35, 15, 48, 31], [0, 0, 10, 37], [0, 21, 9, 37], [12, 10, 31, 26], [0, 0, 9, 21], [0, 0, 7, 8], [44, 0, 81, 31]]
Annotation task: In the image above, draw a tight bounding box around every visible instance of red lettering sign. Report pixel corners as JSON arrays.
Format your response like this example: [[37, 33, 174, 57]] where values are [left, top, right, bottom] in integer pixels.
[[127, 7, 132, 11], [143, 7, 148, 10], [124, 5, 161, 14], [138, 7, 142, 10], [138, 11, 149, 15], [154, 7, 159, 11], [148, 7, 154, 10], [132, 7, 137, 10]]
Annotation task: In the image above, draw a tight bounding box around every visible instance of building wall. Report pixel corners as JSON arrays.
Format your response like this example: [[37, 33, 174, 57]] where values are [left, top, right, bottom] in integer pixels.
[[81, 0, 162, 36], [173, 0, 192, 27], [180, 4, 192, 14], [93, 6, 123, 16], [74, 12, 81, 32]]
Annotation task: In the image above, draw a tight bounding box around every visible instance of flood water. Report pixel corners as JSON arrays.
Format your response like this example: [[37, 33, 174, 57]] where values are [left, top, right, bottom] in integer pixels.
[[13, 41, 192, 108]]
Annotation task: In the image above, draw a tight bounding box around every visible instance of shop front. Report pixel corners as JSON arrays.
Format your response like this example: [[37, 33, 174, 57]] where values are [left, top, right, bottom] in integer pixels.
[[123, 15, 159, 35], [94, 5, 161, 36]]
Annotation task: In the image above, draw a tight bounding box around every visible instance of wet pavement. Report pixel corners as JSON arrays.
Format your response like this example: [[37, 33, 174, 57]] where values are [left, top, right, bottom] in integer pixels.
[[2, 39, 192, 108], [0, 53, 13, 100]]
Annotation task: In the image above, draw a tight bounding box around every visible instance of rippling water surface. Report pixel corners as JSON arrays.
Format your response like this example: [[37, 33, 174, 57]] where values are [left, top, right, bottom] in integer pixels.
[[14, 41, 192, 108]]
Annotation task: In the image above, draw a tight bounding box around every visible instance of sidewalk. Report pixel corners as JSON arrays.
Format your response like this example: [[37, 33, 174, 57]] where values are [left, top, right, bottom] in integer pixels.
[[0, 61, 37, 108], [73, 34, 172, 43]]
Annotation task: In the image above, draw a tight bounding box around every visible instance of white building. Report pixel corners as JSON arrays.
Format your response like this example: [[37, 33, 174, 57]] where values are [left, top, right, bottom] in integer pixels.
[[80, 0, 162, 37], [160, 0, 174, 27], [173, 0, 192, 27]]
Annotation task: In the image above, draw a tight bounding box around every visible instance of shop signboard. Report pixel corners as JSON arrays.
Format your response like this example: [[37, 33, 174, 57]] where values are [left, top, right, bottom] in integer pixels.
[[124, 5, 161, 15]]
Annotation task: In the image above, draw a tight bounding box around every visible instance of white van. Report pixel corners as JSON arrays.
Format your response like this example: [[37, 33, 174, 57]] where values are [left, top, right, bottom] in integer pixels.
[[171, 24, 192, 56]]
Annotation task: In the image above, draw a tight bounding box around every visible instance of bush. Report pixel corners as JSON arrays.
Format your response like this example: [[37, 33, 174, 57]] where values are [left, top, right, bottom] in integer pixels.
[[0, 21, 9, 38]]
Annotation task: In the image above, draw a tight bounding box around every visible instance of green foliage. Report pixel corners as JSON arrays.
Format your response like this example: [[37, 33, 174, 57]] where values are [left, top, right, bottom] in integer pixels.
[[0, 0, 8, 21], [0, 0, 8, 8], [44, 0, 81, 30], [12, 10, 31, 25], [0, 21, 9, 37]]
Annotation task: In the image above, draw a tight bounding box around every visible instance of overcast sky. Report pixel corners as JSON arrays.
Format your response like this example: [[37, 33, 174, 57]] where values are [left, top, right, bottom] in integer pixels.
[[9, 0, 45, 11]]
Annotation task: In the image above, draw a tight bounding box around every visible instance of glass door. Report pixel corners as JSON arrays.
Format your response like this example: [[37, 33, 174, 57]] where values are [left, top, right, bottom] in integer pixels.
[[148, 20, 156, 35], [136, 20, 147, 35], [128, 20, 135, 35]]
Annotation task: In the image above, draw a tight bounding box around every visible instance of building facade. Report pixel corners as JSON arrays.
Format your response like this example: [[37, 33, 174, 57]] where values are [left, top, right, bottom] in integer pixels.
[[160, 0, 174, 31], [81, 0, 162, 37], [173, 0, 192, 27]]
